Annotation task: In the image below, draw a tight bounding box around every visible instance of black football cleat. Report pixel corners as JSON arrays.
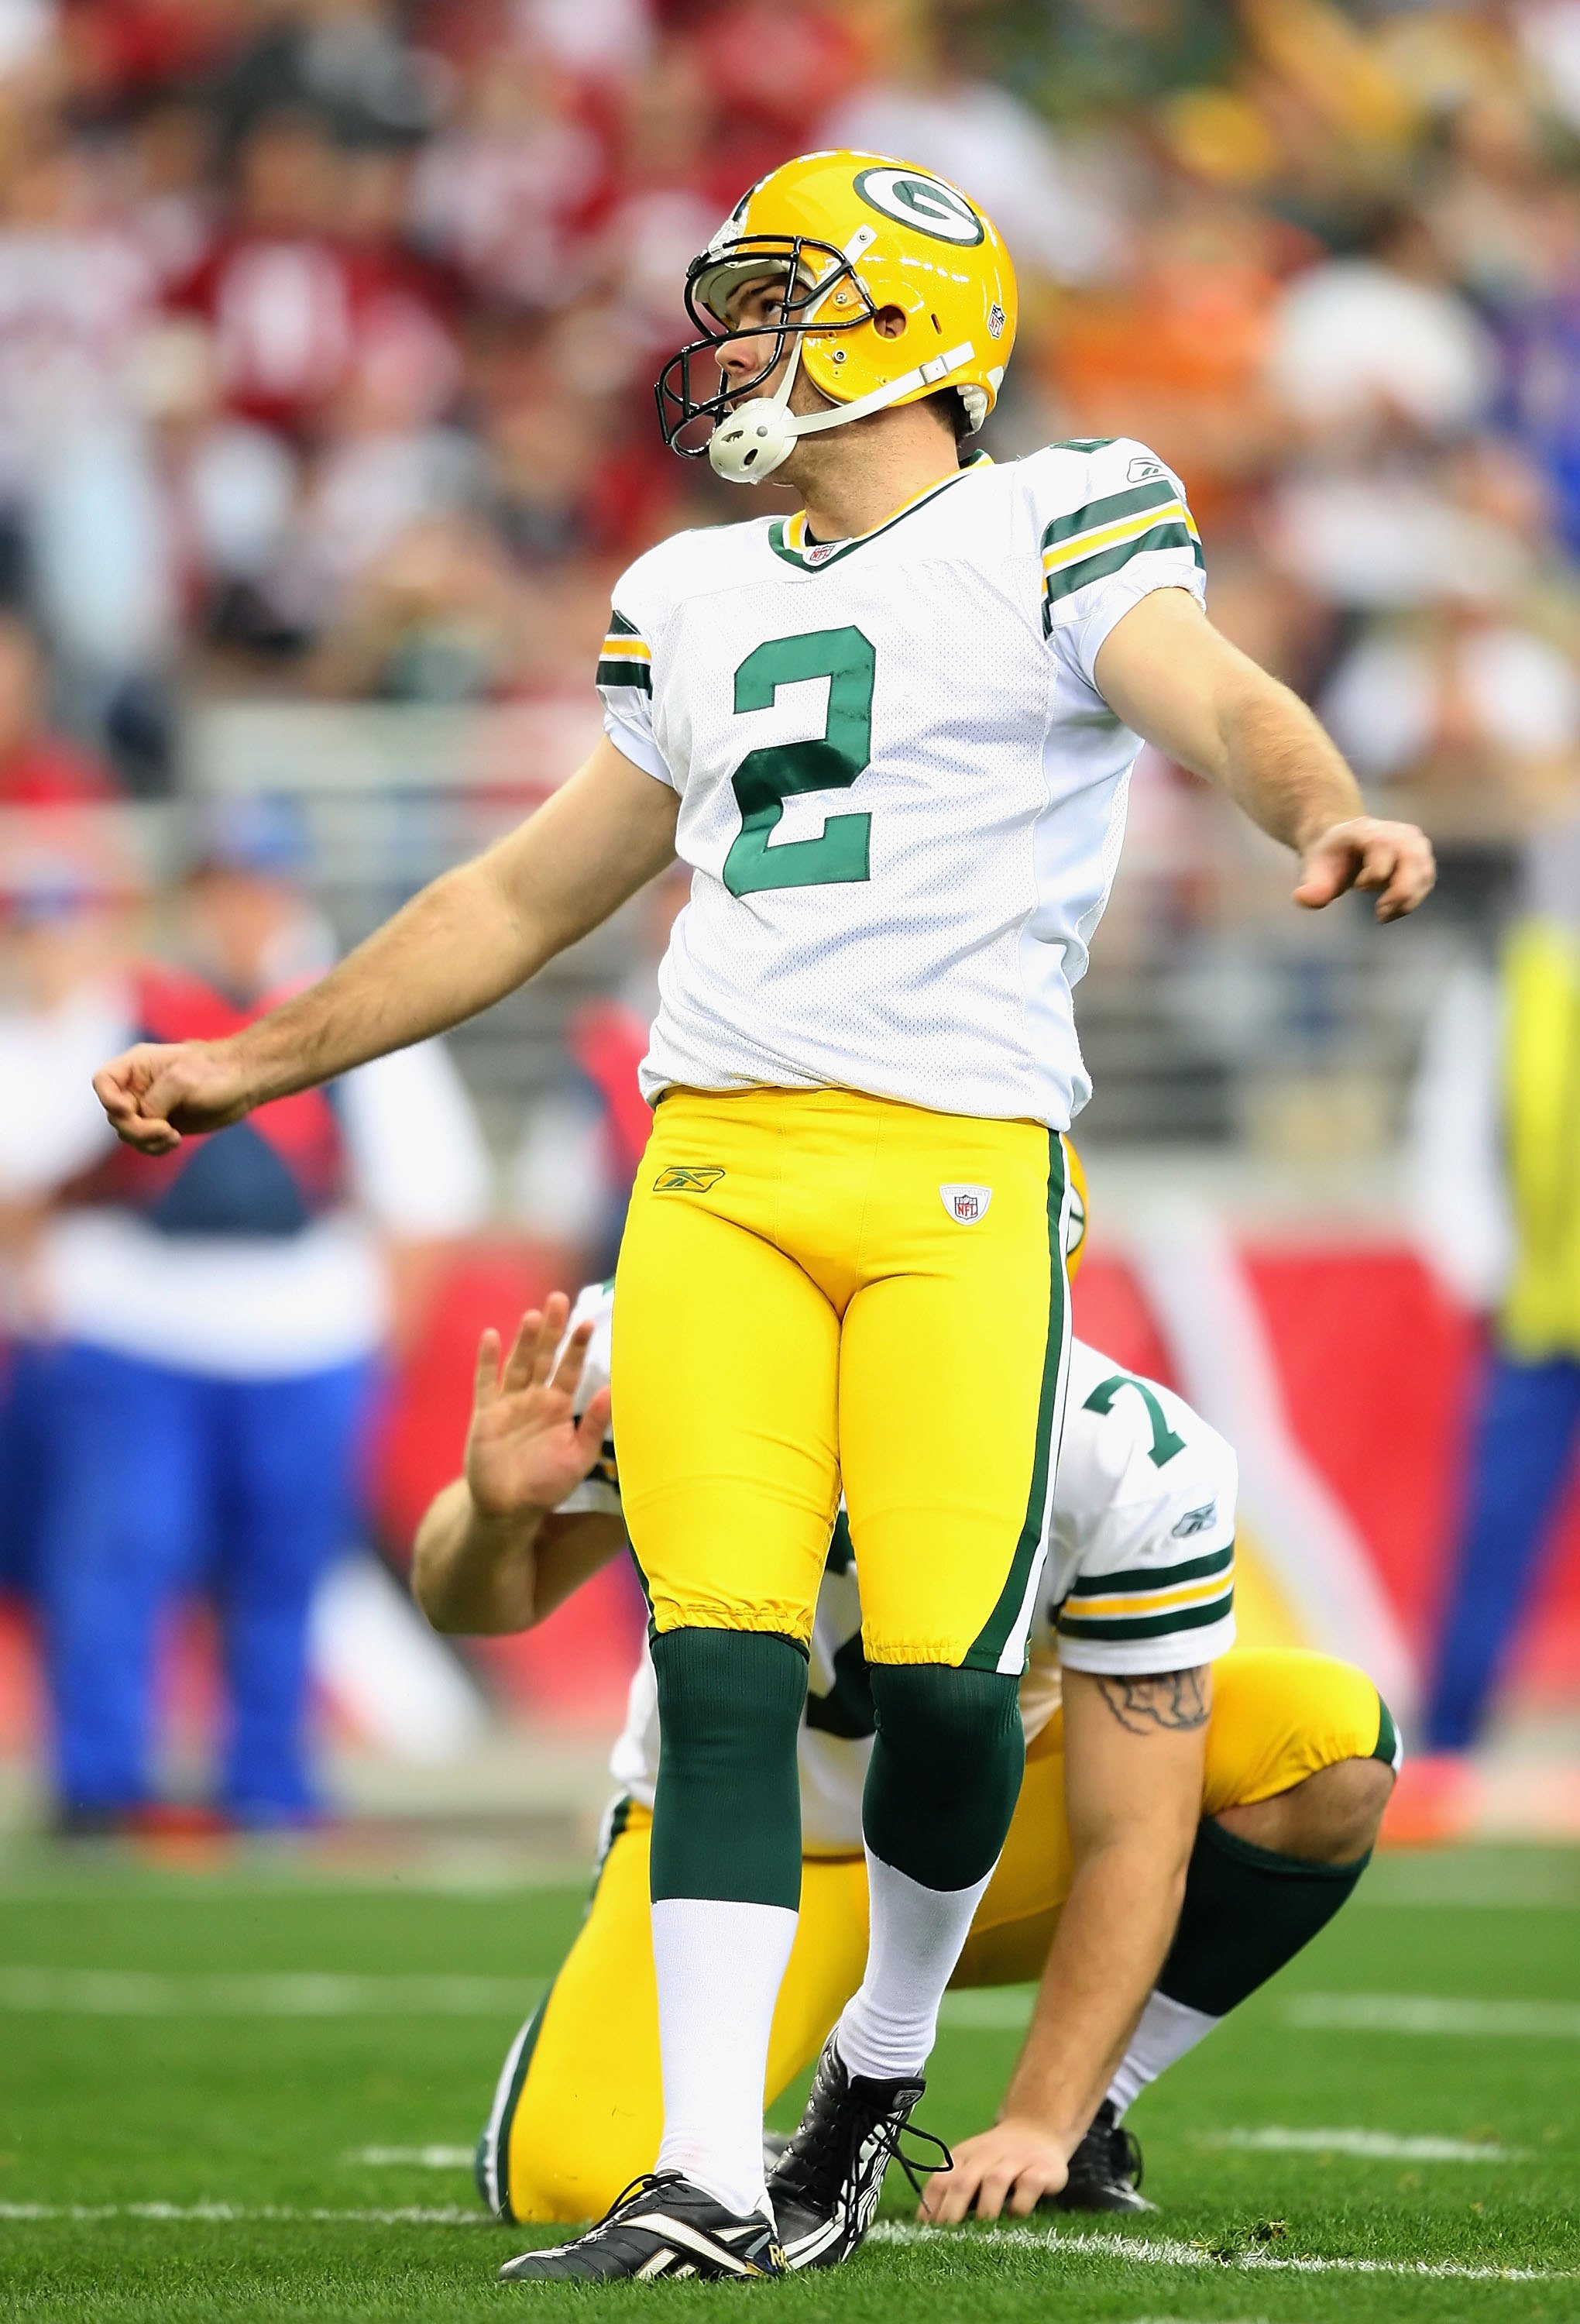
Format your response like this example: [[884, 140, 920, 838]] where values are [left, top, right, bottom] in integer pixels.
[[497, 2171, 785, 2281], [768, 2033, 952, 2269], [1040, 2099, 1155, 2214]]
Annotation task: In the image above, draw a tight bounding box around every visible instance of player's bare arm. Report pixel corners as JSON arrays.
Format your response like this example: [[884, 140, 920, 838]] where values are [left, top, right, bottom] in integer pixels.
[[412, 1293, 622, 1638], [1093, 588, 1435, 924], [921, 1664, 1209, 2225], [93, 736, 679, 1155]]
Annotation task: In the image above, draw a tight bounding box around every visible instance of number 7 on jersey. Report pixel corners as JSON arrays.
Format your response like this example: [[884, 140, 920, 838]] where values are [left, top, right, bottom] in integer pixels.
[[723, 627, 877, 898]]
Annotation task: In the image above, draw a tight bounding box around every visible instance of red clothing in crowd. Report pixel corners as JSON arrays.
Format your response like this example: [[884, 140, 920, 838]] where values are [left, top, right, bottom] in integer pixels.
[[61, 0, 242, 103], [0, 733, 119, 806], [170, 232, 461, 438]]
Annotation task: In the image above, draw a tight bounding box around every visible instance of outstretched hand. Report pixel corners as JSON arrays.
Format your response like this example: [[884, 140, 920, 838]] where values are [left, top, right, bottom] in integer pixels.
[[918, 2119, 1070, 2225], [92, 1040, 258, 1156], [1293, 817, 1436, 923], [465, 1293, 613, 1521]]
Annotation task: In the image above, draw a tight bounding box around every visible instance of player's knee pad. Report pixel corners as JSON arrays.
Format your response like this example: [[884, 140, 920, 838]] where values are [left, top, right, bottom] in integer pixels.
[[649, 1626, 807, 1906], [864, 1662, 1024, 1890]]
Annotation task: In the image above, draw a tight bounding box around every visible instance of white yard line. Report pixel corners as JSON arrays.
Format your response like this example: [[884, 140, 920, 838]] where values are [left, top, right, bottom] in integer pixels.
[[1286, 1993, 1580, 2038], [345, 2126, 1530, 2174], [1200, 2127, 1526, 2162], [0, 2204, 492, 2225], [868, 2225, 1577, 2281], [0, 1968, 542, 2016], [345, 2147, 476, 2169], [4, 2204, 1571, 2280]]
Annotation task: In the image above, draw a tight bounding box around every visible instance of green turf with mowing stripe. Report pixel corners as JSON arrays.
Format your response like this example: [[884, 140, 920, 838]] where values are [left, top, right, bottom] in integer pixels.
[[0, 1845, 1575, 2320]]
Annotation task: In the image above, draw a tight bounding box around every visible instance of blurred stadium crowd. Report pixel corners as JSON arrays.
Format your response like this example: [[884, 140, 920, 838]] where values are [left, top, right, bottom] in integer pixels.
[[2, 0, 1580, 1831], [0, 0, 1568, 796]]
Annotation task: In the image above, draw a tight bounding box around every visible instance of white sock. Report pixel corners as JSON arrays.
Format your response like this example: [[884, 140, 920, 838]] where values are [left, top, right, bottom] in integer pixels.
[[651, 1896, 798, 2216], [1105, 1989, 1220, 2118], [834, 1846, 995, 2082]]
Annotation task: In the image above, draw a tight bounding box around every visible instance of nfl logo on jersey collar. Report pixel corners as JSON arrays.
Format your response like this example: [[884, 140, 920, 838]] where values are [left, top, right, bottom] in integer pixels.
[[940, 1183, 992, 1223]]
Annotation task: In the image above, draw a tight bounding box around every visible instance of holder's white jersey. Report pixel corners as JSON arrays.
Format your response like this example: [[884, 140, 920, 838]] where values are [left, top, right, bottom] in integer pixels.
[[557, 1284, 1237, 1854], [596, 438, 1204, 1131]]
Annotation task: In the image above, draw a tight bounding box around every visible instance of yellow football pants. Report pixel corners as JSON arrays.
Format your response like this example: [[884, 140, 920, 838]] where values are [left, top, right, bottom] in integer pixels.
[[485, 1648, 1388, 2223], [613, 1088, 1071, 1667]]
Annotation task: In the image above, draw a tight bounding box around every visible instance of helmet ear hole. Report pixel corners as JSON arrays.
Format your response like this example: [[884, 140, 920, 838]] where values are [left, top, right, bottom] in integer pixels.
[[873, 304, 908, 341]]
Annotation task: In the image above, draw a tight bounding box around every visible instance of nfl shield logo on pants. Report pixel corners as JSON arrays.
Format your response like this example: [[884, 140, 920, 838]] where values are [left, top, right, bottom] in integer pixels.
[[940, 1183, 992, 1224]]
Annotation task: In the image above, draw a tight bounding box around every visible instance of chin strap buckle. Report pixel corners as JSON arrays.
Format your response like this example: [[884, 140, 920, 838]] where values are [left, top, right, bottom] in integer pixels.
[[917, 343, 975, 388]]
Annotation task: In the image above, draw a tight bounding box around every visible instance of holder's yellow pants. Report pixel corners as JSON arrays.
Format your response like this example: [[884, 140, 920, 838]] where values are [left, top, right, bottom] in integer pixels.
[[483, 1648, 1388, 2223]]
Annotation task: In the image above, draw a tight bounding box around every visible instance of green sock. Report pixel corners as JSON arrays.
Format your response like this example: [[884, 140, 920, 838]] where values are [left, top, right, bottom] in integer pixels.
[[836, 1664, 1025, 2082], [649, 1628, 806, 1906], [1158, 1817, 1372, 2019], [864, 1663, 1024, 1890], [1105, 1817, 1373, 2117]]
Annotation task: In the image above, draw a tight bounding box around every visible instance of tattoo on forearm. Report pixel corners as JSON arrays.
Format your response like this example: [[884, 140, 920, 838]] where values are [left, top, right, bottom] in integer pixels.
[[1095, 1669, 1210, 1734]]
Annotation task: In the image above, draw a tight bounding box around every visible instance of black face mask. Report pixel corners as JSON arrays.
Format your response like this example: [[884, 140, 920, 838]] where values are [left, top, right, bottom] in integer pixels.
[[654, 234, 878, 459]]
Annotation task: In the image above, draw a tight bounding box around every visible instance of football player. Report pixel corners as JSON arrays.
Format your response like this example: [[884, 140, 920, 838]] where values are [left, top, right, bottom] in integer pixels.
[[94, 151, 1432, 2281], [413, 1242, 1396, 2261]]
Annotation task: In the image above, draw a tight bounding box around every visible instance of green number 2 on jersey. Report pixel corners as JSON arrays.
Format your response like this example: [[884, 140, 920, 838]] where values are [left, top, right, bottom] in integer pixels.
[[1082, 1373, 1187, 1468], [723, 627, 875, 897]]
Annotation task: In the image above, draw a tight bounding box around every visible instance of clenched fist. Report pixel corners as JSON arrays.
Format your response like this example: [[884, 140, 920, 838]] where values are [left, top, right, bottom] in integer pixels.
[[93, 1040, 259, 1155]]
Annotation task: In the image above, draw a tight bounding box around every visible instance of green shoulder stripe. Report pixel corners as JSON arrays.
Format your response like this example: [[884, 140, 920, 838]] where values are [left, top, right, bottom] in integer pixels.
[[1042, 476, 1180, 549], [1067, 1542, 1233, 1599], [1058, 1589, 1234, 1644], [607, 609, 641, 637], [1042, 521, 1204, 624], [596, 657, 652, 693]]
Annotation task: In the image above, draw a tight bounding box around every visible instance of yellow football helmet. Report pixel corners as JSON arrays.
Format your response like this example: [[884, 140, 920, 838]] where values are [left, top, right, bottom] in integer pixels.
[[656, 149, 1018, 485], [1063, 1137, 1089, 1284]]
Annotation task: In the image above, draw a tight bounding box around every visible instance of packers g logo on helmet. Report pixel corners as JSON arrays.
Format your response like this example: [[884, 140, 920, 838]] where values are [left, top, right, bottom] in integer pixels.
[[654, 150, 1018, 485], [852, 166, 985, 246]]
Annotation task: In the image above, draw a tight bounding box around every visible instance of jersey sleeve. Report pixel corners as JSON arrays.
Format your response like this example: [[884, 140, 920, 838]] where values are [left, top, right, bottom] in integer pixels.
[[1051, 1349, 1238, 1676], [553, 1281, 622, 1518], [1035, 438, 1206, 696], [596, 603, 671, 788]]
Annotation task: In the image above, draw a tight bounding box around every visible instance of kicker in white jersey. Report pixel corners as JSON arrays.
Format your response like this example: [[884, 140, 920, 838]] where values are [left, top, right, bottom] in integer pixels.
[[595, 437, 1204, 1130], [556, 1281, 1238, 1853]]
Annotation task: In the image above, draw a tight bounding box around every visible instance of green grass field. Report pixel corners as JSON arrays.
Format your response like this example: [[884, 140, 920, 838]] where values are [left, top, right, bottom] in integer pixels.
[[2, 1841, 1578, 2322]]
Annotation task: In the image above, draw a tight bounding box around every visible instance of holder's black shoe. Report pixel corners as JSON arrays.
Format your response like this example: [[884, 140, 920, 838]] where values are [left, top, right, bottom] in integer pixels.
[[497, 2171, 786, 2281], [768, 2034, 952, 2269], [1040, 2100, 1154, 2214]]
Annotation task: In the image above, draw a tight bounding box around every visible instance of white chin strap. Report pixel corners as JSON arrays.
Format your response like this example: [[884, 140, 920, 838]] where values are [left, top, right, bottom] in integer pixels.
[[706, 226, 976, 486]]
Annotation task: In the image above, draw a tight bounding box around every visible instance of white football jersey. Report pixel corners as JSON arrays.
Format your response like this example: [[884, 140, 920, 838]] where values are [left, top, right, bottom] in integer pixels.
[[556, 1283, 1237, 1853], [597, 438, 1204, 1131]]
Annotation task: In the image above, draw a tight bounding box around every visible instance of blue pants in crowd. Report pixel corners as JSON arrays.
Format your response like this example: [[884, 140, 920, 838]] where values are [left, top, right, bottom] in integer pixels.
[[33, 1342, 374, 1825], [0, 1343, 51, 1600], [1425, 1346, 1580, 1752]]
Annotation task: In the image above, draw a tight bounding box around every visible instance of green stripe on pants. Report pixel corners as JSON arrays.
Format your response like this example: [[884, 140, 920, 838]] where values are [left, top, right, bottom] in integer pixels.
[[966, 1129, 1067, 1673]]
